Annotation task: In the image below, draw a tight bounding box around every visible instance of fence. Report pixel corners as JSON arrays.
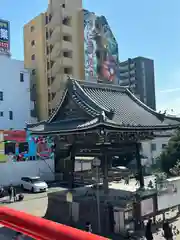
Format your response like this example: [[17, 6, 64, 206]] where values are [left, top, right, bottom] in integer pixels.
[[0, 159, 54, 186]]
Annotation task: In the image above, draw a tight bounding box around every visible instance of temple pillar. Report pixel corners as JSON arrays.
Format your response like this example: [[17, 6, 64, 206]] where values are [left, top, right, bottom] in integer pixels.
[[68, 146, 75, 189], [135, 142, 144, 188], [102, 153, 109, 194]]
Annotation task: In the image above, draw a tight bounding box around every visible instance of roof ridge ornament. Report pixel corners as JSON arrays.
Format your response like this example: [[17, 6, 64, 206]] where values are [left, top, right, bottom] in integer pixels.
[[99, 111, 106, 122]]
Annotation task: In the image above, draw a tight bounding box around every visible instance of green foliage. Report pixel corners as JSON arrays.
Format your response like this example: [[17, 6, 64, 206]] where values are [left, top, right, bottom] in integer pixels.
[[159, 129, 180, 174], [170, 160, 180, 176]]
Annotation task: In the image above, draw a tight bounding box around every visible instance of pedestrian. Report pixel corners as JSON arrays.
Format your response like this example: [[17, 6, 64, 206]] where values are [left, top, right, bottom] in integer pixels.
[[8, 184, 14, 203], [163, 221, 173, 240], [13, 187, 17, 202], [85, 221, 92, 232], [12, 232, 25, 239], [145, 219, 153, 240]]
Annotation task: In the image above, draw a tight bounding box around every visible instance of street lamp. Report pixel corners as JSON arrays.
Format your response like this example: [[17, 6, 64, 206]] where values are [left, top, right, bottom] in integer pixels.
[[92, 158, 101, 233]]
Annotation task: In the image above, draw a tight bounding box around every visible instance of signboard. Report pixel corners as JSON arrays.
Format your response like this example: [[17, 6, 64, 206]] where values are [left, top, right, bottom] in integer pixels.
[[3, 130, 26, 143], [0, 19, 10, 54], [92, 158, 101, 167], [141, 198, 154, 216]]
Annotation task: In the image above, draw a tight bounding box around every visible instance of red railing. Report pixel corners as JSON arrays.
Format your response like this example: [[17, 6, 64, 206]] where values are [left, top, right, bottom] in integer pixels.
[[0, 206, 108, 240]]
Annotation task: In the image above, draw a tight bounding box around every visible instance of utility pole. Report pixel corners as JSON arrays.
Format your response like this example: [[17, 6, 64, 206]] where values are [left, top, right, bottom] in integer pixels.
[[92, 158, 101, 233]]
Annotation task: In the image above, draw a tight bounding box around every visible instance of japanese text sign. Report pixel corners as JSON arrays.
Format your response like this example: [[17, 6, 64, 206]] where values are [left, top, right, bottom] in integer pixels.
[[0, 19, 10, 52]]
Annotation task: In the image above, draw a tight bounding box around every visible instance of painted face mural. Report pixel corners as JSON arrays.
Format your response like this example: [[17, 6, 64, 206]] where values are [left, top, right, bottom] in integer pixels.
[[83, 10, 98, 81], [31, 136, 54, 160]]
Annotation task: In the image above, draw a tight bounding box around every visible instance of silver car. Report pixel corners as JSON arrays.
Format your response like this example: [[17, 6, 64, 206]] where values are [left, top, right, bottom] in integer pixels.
[[21, 176, 48, 193]]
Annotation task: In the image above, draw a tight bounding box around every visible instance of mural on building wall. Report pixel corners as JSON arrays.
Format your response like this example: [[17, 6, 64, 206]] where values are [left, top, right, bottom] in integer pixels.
[[0, 130, 54, 162], [83, 11, 120, 83], [83, 10, 98, 81], [97, 16, 119, 84]]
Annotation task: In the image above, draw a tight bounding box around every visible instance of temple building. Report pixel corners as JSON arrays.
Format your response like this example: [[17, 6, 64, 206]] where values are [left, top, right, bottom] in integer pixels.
[[28, 78, 180, 235]]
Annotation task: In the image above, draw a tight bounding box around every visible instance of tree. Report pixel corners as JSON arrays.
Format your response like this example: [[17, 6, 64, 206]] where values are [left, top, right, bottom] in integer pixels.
[[159, 129, 180, 174], [169, 160, 180, 176]]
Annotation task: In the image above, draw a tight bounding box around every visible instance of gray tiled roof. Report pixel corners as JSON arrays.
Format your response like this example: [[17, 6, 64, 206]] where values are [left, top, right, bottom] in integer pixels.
[[28, 78, 180, 134], [74, 79, 180, 127]]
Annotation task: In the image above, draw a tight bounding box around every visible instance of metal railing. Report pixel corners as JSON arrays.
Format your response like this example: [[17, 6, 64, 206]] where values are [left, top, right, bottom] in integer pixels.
[[0, 206, 108, 240]]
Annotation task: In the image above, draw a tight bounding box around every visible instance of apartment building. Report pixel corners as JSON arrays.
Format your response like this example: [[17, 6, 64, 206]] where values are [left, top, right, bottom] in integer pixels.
[[24, 0, 84, 120], [119, 57, 156, 110]]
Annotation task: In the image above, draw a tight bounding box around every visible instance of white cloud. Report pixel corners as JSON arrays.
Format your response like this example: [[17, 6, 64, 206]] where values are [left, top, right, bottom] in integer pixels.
[[159, 87, 180, 93], [157, 97, 180, 115]]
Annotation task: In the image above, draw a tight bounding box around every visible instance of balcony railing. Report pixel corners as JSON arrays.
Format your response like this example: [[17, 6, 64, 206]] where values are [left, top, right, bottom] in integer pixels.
[[0, 206, 108, 240]]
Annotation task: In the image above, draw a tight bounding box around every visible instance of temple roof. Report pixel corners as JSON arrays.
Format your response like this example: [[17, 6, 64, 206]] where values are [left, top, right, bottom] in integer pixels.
[[28, 78, 180, 135]]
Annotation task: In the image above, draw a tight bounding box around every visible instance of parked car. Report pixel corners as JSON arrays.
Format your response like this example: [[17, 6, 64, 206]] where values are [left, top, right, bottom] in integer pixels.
[[21, 176, 48, 193]]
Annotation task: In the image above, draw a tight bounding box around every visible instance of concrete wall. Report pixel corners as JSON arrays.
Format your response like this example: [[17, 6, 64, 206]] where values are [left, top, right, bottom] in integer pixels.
[[141, 136, 170, 166], [0, 159, 54, 186], [0, 55, 36, 129], [157, 177, 180, 210]]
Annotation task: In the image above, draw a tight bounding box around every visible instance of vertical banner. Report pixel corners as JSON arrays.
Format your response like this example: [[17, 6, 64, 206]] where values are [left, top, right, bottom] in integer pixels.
[[0, 19, 10, 54], [0, 131, 6, 162]]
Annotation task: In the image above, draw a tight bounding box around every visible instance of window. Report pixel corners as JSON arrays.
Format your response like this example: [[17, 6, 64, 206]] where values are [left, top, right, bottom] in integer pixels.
[[63, 51, 72, 58], [9, 111, 13, 120], [0, 111, 3, 117], [64, 67, 72, 74], [31, 54, 35, 60], [48, 92, 51, 102], [45, 15, 49, 25], [151, 143, 156, 151], [46, 30, 49, 39], [162, 144, 167, 149], [32, 69, 36, 75], [19, 142, 29, 153], [49, 14, 52, 22], [63, 35, 72, 42], [5, 142, 15, 154], [48, 109, 52, 116], [0, 91, 3, 101], [30, 26, 34, 32], [62, 17, 71, 26], [51, 92, 56, 100], [20, 72, 24, 82], [31, 40, 35, 46]]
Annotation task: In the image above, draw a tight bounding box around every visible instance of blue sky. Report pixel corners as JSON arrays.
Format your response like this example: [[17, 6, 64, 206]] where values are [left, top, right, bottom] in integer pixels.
[[0, 0, 180, 114]]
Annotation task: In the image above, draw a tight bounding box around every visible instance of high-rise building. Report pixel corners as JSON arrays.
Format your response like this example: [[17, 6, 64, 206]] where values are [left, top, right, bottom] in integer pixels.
[[24, 1, 119, 120], [24, 0, 84, 120], [119, 57, 156, 110]]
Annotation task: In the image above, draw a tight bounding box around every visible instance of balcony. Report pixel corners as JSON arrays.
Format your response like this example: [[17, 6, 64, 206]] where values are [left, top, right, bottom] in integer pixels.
[[48, 26, 61, 44], [51, 73, 69, 92], [50, 73, 61, 92], [48, 10, 62, 29], [50, 42, 61, 59], [63, 24, 72, 35], [63, 57, 73, 66], [62, 39, 72, 49], [30, 87, 37, 101], [49, 61, 61, 77]]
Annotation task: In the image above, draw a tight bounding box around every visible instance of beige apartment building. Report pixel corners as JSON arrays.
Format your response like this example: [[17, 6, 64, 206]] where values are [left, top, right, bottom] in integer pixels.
[[24, 0, 84, 120]]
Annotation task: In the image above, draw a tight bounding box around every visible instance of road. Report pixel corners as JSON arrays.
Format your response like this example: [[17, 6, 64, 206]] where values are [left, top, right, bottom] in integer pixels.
[[0, 186, 66, 239]]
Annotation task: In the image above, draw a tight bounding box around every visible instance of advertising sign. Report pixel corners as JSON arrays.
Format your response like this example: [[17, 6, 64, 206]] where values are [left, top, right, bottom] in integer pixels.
[[0, 19, 10, 53], [141, 198, 154, 216], [3, 130, 26, 143]]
